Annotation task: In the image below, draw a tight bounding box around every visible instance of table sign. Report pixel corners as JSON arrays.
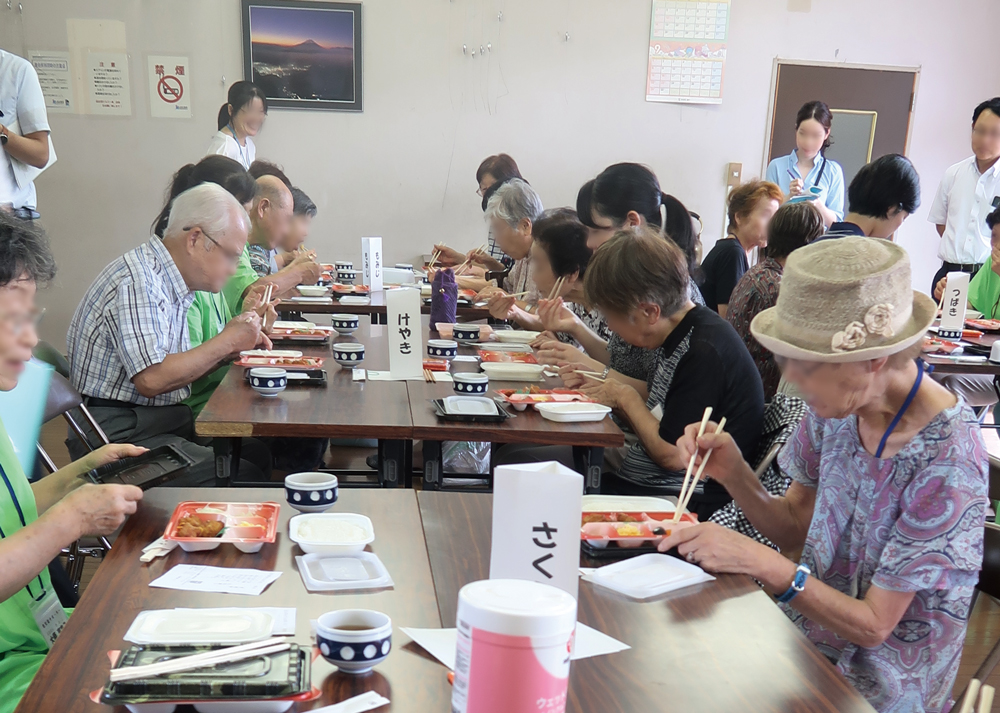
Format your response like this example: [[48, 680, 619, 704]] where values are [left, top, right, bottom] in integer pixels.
[[939, 271, 970, 340], [362, 237, 383, 292], [386, 287, 424, 379], [489, 462, 583, 601]]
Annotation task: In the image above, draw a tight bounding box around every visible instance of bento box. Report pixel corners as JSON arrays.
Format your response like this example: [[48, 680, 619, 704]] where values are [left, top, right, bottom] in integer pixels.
[[163, 502, 281, 554]]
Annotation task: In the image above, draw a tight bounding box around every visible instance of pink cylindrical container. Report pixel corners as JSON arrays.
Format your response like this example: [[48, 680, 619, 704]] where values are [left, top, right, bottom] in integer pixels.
[[451, 579, 577, 713]]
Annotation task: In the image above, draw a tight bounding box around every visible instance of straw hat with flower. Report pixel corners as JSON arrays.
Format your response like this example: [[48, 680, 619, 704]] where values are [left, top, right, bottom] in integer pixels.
[[750, 236, 935, 363]]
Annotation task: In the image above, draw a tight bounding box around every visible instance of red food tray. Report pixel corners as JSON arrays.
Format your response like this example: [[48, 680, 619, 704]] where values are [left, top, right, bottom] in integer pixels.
[[479, 350, 538, 364], [497, 388, 594, 405], [967, 318, 1000, 332], [235, 356, 325, 370], [580, 513, 698, 548], [163, 501, 280, 553], [923, 337, 961, 355]]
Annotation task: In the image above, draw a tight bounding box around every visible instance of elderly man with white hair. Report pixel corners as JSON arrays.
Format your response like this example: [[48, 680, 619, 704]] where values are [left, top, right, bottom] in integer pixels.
[[66, 182, 271, 485]]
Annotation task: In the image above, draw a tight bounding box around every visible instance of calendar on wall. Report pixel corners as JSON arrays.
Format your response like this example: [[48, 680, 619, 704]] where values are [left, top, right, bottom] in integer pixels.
[[645, 0, 731, 105]]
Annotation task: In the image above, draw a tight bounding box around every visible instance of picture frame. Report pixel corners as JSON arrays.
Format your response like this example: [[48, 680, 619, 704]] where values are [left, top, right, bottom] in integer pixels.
[[241, 0, 363, 112]]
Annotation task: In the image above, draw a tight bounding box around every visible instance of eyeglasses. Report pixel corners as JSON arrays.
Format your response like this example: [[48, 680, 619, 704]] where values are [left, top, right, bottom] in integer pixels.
[[186, 226, 243, 265], [0, 307, 45, 336]]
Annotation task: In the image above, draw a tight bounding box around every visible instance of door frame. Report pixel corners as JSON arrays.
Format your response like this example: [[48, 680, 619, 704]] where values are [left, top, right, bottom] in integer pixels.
[[760, 58, 922, 179]]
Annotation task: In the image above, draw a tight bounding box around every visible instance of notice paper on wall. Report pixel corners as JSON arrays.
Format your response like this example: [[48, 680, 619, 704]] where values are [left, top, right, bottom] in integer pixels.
[[148, 55, 191, 119], [645, 0, 731, 105], [28, 51, 74, 113], [86, 52, 131, 115]]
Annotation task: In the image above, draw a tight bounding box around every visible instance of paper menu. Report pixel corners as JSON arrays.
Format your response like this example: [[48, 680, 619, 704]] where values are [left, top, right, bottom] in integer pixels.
[[148, 565, 281, 596]]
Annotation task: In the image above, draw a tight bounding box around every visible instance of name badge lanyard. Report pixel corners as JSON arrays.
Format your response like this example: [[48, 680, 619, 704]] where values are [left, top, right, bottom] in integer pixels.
[[228, 123, 250, 170], [0, 462, 47, 601]]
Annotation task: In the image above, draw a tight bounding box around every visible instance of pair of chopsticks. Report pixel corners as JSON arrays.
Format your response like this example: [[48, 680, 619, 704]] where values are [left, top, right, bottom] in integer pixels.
[[423, 368, 437, 383], [428, 248, 442, 270], [673, 407, 727, 523], [109, 637, 290, 683], [958, 679, 995, 713], [546, 276, 566, 301], [576, 370, 606, 383], [454, 245, 487, 276], [505, 291, 531, 299], [262, 283, 274, 306]]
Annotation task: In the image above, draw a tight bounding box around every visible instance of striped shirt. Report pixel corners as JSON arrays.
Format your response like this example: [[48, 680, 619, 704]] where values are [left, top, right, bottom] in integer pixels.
[[67, 237, 195, 406]]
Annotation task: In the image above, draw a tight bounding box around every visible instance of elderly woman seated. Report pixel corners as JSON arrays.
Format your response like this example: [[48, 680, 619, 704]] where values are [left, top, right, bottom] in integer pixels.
[[0, 214, 144, 713], [660, 237, 987, 713]]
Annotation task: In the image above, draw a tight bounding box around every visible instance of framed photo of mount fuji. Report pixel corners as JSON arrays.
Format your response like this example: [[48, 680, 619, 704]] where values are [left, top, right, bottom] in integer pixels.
[[241, 0, 363, 112]]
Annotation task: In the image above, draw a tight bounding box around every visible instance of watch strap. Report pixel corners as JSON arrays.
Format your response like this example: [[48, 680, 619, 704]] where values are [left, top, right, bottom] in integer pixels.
[[777, 564, 811, 604]]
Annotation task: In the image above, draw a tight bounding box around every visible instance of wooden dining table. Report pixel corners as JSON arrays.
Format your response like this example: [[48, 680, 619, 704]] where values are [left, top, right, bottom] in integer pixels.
[[924, 328, 1000, 375], [14, 488, 876, 713]]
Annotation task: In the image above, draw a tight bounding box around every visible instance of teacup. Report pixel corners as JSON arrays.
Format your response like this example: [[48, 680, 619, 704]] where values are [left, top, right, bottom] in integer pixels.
[[453, 324, 481, 342], [332, 313, 360, 335], [453, 372, 489, 395], [285, 472, 339, 513], [337, 270, 357, 285], [335, 260, 354, 271], [316, 609, 392, 674], [333, 342, 366, 366], [248, 367, 287, 397], [427, 339, 458, 360]]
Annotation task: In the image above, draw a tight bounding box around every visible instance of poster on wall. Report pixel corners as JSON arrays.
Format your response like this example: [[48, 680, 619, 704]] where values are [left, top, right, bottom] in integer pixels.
[[27, 51, 74, 113], [147, 55, 192, 119], [86, 52, 131, 115], [645, 0, 731, 105], [241, 0, 363, 112]]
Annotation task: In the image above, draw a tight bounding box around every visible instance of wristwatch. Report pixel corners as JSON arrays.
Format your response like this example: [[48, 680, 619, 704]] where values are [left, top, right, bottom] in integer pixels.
[[777, 563, 811, 603], [0, 126, 8, 146]]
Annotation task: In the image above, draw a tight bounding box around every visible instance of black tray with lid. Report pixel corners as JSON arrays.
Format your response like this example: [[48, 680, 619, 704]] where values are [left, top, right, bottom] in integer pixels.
[[100, 644, 310, 705], [85, 444, 194, 490]]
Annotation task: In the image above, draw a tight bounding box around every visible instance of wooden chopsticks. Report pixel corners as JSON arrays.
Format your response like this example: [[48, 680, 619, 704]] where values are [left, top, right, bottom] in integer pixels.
[[979, 684, 995, 713], [673, 408, 728, 524], [109, 638, 290, 683], [546, 276, 566, 301], [505, 291, 531, 299], [423, 368, 437, 383], [428, 248, 442, 270], [454, 245, 487, 276], [262, 283, 273, 306]]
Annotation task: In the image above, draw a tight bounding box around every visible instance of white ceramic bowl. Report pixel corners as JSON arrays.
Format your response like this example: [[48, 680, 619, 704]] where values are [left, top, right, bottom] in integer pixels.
[[315, 609, 392, 674], [332, 342, 365, 366], [248, 368, 287, 397], [289, 512, 374, 555], [296, 285, 328, 298], [331, 313, 359, 335], [284, 472, 339, 513]]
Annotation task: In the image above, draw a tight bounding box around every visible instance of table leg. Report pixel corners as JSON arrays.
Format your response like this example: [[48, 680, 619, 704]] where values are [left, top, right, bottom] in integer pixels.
[[573, 446, 604, 494], [378, 439, 405, 488], [422, 440, 443, 491], [213, 437, 242, 486]]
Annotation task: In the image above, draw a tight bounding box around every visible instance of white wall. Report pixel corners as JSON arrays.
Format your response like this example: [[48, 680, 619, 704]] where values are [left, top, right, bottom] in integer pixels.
[[2, 0, 998, 349]]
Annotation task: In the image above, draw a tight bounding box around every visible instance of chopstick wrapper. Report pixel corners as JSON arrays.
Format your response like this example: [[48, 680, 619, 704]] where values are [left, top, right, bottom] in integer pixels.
[[309, 691, 390, 712]]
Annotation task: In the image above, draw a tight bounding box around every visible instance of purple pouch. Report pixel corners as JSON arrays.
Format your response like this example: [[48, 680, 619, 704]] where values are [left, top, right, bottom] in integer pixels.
[[431, 269, 458, 326]]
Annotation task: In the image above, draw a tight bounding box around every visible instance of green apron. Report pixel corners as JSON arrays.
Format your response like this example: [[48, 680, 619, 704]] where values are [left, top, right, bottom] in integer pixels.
[[0, 416, 61, 713]]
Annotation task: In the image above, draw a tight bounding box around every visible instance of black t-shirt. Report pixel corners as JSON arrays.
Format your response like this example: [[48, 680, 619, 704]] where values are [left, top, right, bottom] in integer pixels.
[[619, 306, 765, 507], [698, 238, 749, 312]]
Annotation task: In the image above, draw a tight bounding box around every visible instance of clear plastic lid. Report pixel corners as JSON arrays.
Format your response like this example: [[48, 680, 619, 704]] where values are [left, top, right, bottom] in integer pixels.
[[456, 579, 577, 638]]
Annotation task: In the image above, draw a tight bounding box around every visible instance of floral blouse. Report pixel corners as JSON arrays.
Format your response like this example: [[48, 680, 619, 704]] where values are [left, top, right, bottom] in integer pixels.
[[778, 402, 988, 713]]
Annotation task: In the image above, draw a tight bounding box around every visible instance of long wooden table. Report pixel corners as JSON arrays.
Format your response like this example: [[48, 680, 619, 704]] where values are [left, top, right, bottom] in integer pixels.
[[195, 318, 624, 489], [278, 289, 491, 322], [418, 491, 876, 713], [15, 489, 875, 713], [925, 328, 1000, 375]]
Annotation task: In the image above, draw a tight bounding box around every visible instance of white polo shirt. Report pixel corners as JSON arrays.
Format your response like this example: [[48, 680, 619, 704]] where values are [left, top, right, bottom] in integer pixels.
[[0, 50, 51, 210], [205, 130, 256, 171], [928, 156, 1000, 265]]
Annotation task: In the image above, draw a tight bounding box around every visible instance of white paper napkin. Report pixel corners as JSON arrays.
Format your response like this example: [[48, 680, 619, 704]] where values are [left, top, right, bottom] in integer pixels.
[[308, 691, 390, 712]]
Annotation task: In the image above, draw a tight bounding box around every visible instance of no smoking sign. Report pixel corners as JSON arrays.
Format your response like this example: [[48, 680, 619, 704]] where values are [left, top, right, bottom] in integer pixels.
[[148, 55, 190, 118]]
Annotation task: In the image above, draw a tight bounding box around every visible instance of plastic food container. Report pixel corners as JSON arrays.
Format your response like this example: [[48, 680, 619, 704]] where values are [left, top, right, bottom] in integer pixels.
[[582, 553, 715, 600], [288, 513, 374, 555], [535, 402, 611, 423], [296, 285, 328, 298], [123, 609, 274, 646], [452, 579, 576, 713], [478, 349, 538, 364], [479, 363, 546, 382], [493, 330, 541, 344], [495, 389, 594, 411], [295, 551, 393, 593], [580, 514, 697, 549], [163, 502, 280, 554]]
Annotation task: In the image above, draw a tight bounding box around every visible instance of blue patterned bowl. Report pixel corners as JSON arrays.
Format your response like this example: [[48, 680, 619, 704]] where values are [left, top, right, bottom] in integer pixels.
[[453, 372, 489, 395], [337, 270, 357, 285], [248, 368, 287, 397], [453, 324, 481, 342], [332, 313, 359, 335], [316, 609, 392, 674], [284, 472, 339, 513], [427, 339, 458, 360], [333, 343, 366, 366]]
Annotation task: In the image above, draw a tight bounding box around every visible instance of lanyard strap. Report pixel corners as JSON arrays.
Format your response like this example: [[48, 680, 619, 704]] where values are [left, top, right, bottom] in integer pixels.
[[0, 463, 46, 600], [228, 124, 249, 169], [874, 359, 924, 459], [813, 156, 828, 188]]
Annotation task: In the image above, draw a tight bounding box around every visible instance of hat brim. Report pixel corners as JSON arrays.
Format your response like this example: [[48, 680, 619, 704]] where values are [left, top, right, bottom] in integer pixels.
[[750, 290, 936, 363]]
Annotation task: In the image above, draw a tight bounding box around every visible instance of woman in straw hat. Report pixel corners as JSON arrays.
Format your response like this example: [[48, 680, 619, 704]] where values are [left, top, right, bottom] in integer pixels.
[[658, 237, 988, 713]]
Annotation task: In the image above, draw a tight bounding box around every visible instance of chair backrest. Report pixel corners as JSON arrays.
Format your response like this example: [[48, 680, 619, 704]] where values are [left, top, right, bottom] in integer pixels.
[[32, 341, 70, 379], [43, 372, 84, 424], [979, 525, 1000, 600], [988, 455, 1000, 503]]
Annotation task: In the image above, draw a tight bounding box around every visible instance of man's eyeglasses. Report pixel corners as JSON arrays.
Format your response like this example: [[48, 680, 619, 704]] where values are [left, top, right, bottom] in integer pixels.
[[186, 226, 242, 265]]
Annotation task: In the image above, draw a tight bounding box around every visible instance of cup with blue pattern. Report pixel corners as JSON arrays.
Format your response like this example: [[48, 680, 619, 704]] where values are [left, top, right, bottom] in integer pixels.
[[284, 472, 339, 513], [453, 372, 489, 395], [453, 324, 480, 343], [332, 313, 359, 335], [427, 339, 458, 360], [248, 367, 287, 397], [316, 609, 392, 674], [337, 269, 357, 285], [333, 342, 366, 366]]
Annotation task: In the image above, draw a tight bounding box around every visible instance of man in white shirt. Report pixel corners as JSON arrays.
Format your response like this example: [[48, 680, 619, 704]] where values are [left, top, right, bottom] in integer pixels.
[[0, 50, 51, 218], [928, 97, 1000, 293]]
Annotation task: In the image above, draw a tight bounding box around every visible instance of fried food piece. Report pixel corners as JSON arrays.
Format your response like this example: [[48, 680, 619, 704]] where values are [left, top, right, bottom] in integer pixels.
[[175, 515, 224, 538]]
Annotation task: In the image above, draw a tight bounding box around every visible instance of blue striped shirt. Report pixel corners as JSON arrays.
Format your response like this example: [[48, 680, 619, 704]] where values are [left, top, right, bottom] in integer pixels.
[[67, 238, 195, 406]]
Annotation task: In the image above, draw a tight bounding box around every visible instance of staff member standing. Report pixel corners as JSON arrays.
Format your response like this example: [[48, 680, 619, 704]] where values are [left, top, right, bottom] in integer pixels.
[[927, 97, 1000, 294], [765, 101, 845, 228], [206, 81, 267, 171], [0, 50, 51, 219]]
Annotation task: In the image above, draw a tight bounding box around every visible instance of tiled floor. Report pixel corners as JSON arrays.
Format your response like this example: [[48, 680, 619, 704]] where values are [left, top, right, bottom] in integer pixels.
[[43, 419, 1000, 710]]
